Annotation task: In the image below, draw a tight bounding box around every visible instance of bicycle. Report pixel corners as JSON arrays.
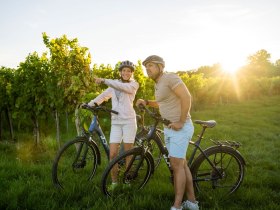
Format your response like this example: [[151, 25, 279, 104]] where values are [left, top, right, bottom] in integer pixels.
[[135, 108, 164, 169], [52, 103, 118, 189], [101, 105, 246, 201]]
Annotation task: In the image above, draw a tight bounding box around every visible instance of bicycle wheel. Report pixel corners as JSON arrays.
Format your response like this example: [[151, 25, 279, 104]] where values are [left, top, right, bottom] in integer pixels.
[[190, 146, 245, 201], [135, 130, 163, 169], [101, 147, 153, 197], [52, 137, 99, 189]]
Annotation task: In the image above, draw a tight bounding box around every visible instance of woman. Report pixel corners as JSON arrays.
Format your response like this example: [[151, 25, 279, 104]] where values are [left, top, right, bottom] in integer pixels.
[[88, 60, 139, 187]]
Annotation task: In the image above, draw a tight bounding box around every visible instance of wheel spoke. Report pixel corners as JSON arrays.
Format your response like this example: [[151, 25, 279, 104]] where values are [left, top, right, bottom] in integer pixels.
[[102, 149, 152, 197], [52, 138, 98, 189], [191, 146, 245, 201]]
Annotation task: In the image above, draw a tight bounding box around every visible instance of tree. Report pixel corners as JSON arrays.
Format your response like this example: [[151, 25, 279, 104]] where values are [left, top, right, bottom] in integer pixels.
[[0, 67, 15, 141], [42, 33, 92, 145], [13, 52, 50, 145], [133, 60, 146, 99], [240, 49, 274, 77], [195, 64, 223, 78], [179, 72, 205, 108]]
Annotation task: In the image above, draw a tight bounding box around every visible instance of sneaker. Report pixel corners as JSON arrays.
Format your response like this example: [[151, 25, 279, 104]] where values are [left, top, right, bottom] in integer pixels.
[[122, 182, 131, 189], [108, 183, 118, 191], [182, 200, 199, 210], [170, 206, 182, 210]]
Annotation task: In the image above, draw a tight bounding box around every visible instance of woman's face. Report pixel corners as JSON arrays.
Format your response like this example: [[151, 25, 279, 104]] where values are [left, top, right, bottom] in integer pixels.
[[120, 67, 133, 81]]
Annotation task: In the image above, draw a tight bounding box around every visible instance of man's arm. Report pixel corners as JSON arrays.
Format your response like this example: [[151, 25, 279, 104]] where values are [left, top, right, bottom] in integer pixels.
[[169, 83, 191, 130], [136, 99, 159, 108]]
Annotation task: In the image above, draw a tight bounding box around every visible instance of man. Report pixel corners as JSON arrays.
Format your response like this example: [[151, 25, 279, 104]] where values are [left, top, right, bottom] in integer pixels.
[[136, 55, 199, 210]]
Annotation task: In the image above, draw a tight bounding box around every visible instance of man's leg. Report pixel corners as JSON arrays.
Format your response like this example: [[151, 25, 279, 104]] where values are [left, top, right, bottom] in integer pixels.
[[184, 159, 196, 202], [170, 156, 186, 209]]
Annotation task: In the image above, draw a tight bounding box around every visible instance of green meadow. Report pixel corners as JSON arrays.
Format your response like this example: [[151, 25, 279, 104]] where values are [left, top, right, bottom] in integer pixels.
[[0, 96, 279, 210]]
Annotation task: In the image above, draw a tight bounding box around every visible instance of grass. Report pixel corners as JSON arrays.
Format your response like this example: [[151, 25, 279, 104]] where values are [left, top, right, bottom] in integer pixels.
[[1, 95, 280, 210]]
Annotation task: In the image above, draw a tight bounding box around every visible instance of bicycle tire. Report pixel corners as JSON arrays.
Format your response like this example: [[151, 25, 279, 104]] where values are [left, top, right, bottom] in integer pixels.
[[135, 130, 163, 169], [101, 147, 153, 197], [52, 136, 99, 189], [190, 145, 245, 201]]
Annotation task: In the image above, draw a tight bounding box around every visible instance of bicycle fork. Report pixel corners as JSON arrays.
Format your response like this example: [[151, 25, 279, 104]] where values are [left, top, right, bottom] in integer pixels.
[[73, 142, 89, 169]]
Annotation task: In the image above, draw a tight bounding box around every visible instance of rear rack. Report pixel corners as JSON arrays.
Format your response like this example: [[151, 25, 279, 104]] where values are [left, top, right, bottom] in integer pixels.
[[210, 139, 242, 149]]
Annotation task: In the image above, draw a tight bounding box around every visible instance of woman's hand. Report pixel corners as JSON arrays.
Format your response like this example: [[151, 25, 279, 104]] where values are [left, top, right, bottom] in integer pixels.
[[94, 77, 105, 85]]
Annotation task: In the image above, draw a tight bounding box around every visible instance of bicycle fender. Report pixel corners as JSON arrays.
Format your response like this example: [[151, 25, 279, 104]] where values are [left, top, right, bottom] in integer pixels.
[[132, 146, 145, 154], [228, 146, 246, 165], [132, 147, 155, 174], [145, 150, 155, 174], [153, 131, 165, 152], [203, 145, 246, 165], [88, 140, 101, 165]]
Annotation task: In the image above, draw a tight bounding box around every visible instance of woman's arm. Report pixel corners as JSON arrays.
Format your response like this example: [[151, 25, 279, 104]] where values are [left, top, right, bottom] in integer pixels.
[[104, 79, 139, 94], [88, 88, 113, 106]]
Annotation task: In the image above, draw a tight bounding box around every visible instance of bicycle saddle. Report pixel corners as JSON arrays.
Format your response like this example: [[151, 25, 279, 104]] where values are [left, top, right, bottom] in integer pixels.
[[194, 120, 216, 128]]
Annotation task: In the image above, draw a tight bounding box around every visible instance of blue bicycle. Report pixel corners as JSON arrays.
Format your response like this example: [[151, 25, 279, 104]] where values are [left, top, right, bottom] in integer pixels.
[[52, 104, 117, 189]]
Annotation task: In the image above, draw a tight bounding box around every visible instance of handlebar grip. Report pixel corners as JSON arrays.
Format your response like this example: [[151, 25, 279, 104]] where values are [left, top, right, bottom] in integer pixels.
[[80, 103, 89, 109], [110, 110, 119, 115], [138, 104, 145, 110], [162, 119, 171, 126]]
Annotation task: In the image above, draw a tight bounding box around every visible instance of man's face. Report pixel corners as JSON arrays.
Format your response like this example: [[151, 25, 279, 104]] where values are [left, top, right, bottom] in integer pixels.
[[144, 62, 162, 81]]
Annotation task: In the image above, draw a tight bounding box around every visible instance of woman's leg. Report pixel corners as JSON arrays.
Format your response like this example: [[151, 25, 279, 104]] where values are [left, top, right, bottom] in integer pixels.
[[110, 143, 120, 183], [124, 143, 134, 167]]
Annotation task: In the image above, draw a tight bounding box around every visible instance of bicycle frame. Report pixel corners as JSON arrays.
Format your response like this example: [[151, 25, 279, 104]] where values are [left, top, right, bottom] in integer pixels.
[[188, 126, 225, 180], [139, 106, 226, 180], [143, 116, 173, 174], [77, 104, 118, 162], [88, 115, 110, 160]]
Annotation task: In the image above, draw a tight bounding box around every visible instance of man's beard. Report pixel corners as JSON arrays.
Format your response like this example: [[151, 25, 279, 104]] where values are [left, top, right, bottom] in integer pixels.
[[150, 71, 162, 81]]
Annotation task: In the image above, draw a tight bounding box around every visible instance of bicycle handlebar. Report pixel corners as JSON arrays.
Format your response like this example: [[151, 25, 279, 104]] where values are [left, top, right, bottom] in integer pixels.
[[138, 104, 170, 126], [81, 103, 119, 115]]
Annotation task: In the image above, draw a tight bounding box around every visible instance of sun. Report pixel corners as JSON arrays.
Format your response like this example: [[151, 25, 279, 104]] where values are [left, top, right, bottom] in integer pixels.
[[220, 60, 243, 75]]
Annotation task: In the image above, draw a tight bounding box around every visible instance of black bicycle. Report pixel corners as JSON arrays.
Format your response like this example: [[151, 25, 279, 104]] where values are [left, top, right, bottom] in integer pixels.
[[52, 103, 118, 189], [101, 105, 246, 201], [134, 108, 164, 169]]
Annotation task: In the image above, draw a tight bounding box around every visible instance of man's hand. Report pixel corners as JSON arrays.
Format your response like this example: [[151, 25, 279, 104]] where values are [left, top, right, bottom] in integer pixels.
[[167, 121, 184, 131], [136, 99, 147, 107]]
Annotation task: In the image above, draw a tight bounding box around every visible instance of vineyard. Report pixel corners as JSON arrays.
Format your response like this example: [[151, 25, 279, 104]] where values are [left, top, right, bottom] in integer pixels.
[[1, 33, 280, 145]]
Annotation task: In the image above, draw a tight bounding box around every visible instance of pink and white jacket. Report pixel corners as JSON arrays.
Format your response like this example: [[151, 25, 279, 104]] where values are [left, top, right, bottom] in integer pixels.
[[88, 79, 139, 124]]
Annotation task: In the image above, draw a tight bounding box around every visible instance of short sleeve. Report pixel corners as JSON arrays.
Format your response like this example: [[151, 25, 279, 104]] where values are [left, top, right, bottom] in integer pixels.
[[167, 73, 183, 90]]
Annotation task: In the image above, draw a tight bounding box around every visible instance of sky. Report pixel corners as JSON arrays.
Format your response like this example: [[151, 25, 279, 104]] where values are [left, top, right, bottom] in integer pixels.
[[1, 0, 280, 72]]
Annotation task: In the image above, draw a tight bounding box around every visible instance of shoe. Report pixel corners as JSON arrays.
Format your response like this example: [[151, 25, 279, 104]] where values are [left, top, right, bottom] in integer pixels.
[[108, 183, 118, 191], [122, 182, 131, 189], [182, 200, 199, 210], [170, 206, 182, 210]]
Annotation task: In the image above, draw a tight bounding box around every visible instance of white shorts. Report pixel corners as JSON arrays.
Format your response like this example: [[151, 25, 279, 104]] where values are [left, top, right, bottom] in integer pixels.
[[109, 122, 137, 144]]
